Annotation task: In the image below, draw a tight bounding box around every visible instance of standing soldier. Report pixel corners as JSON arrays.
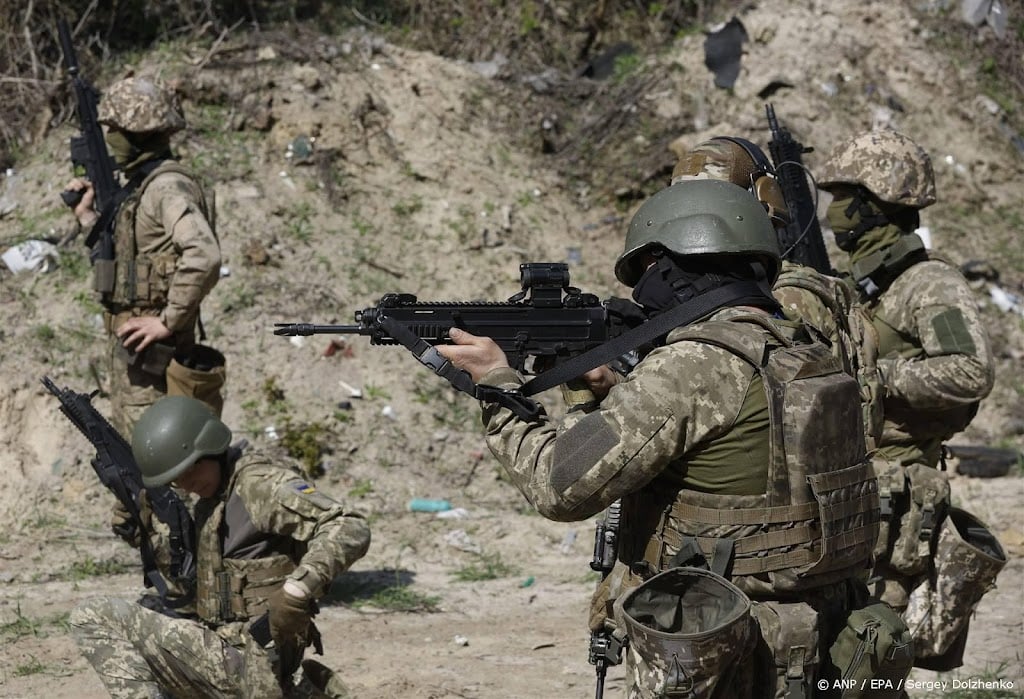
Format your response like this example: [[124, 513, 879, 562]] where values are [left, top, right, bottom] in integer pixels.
[[71, 396, 370, 698], [817, 130, 1002, 669], [438, 181, 902, 697], [64, 76, 224, 438]]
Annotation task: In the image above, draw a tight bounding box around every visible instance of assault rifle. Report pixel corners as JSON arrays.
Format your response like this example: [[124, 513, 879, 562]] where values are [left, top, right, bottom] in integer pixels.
[[275, 263, 648, 421], [41, 376, 196, 606], [589, 501, 625, 699], [57, 18, 120, 266], [765, 103, 833, 274]]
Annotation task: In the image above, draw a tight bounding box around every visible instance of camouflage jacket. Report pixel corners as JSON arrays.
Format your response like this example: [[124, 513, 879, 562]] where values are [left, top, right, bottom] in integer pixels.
[[109, 161, 220, 334], [191, 449, 371, 625], [867, 256, 994, 466], [477, 306, 786, 522]]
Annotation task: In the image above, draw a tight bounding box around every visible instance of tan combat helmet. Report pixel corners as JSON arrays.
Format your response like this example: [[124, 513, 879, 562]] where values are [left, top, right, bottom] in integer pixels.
[[672, 136, 790, 228], [817, 130, 936, 209], [98, 76, 186, 135]]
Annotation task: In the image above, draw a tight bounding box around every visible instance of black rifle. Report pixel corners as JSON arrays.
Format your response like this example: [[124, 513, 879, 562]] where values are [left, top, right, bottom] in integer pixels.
[[57, 18, 120, 263], [41, 376, 196, 606], [275, 263, 648, 421], [588, 501, 624, 699], [765, 103, 833, 274]]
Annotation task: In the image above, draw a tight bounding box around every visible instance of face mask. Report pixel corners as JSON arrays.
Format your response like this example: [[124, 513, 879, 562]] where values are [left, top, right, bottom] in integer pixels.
[[104, 129, 137, 168]]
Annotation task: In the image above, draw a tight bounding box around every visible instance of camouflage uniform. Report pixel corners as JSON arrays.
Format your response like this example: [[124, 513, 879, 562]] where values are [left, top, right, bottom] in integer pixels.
[[91, 77, 222, 437], [478, 304, 877, 698], [819, 131, 1001, 668], [71, 448, 371, 698]]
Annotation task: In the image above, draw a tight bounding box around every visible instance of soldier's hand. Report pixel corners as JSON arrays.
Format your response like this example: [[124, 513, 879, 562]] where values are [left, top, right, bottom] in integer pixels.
[[116, 316, 172, 353], [111, 489, 151, 546], [269, 583, 314, 647], [436, 328, 510, 382], [63, 178, 98, 227]]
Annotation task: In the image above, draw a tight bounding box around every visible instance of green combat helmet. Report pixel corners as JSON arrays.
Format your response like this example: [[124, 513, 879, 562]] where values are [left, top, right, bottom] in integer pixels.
[[615, 178, 781, 287], [817, 130, 936, 209], [98, 76, 186, 135], [132, 396, 232, 487]]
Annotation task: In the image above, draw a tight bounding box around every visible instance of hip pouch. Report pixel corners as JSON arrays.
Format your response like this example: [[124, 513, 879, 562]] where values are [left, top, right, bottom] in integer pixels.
[[825, 601, 913, 698], [167, 344, 227, 417], [904, 507, 1006, 671], [750, 599, 820, 699], [614, 567, 756, 699], [115, 339, 176, 378], [883, 463, 950, 576]]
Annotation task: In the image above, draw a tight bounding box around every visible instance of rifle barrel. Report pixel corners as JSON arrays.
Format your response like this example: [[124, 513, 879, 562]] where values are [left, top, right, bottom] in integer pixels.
[[273, 323, 365, 336]]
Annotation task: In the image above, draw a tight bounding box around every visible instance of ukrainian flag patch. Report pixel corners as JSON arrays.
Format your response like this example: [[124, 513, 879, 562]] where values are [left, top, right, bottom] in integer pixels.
[[294, 482, 317, 494]]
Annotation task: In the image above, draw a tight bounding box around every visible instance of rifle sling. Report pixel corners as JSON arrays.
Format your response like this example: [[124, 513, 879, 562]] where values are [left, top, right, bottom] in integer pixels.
[[84, 160, 167, 251]]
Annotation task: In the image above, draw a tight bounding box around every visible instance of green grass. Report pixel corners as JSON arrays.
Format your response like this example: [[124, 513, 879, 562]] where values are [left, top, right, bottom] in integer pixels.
[[355, 584, 441, 612], [451, 551, 519, 582], [56, 558, 132, 582], [13, 656, 46, 677]]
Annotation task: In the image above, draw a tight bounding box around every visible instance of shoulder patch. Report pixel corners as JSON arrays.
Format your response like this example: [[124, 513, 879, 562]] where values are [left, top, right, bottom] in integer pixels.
[[293, 482, 317, 495], [931, 308, 976, 355]]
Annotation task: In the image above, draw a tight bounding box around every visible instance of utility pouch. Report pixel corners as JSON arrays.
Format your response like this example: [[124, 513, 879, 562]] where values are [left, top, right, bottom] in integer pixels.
[[885, 464, 949, 576], [826, 601, 913, 698], [904, 507, 1006, 671], [116, 340, 176, 377], [92, 257, 116, 294], [750, 599, 820, 699], [614, 567, 755, 698], [167, 344, 227, 417]]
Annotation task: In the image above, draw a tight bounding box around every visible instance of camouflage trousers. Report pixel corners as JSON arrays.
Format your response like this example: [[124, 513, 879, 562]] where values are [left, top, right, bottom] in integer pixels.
[[70, 596, 281, 699], [107, 334, 168, 440]]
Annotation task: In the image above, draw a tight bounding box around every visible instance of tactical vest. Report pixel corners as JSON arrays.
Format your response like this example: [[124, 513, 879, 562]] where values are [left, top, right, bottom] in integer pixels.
[[194, 452, 297, 624], [104, 161, 214, 312], [774, 264, 884, 452], [632, 315, 879, 598]]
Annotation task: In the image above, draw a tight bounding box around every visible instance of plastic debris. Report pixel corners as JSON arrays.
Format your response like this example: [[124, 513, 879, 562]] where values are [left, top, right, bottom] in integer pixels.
[[2, 239, 60, 274], [520, 576, 535, 588], [453, 635, 469, 647], [436, 507, 469, 520], [443, 529, 482, 554], [989, 285, 1023, 315], [289, 336, 305, 348], [381, 405, 397, 420], [338, 379, 363, 398], [264, 425, 279, 441], [704, 17, 747, 89], [408, 498, 452, 513], [559, 529, 577, 555]]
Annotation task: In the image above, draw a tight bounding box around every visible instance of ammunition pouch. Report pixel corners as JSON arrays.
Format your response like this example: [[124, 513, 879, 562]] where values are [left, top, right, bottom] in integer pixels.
[[614, 567, 756, 698], [167, 344, 227, 417], [880, 463, 950, 578], [825, 601, 914, 698], [92, 257, 116, 294], [750, 599, 820, 699], [904, 507, 1006, 671]]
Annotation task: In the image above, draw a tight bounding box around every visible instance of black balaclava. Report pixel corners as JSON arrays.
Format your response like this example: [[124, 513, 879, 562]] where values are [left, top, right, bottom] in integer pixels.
[[631, 248, 779, 317]]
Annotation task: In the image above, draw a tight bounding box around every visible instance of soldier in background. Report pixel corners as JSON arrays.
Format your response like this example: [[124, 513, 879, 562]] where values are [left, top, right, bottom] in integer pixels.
[[71, 396, 370, 698], [671, 136, 884, 451], [818, 130, 1002, 669], [64, 76, 224, 438]]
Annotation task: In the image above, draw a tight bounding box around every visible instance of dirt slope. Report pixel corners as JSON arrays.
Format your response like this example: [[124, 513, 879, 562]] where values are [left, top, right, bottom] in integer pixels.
[[1, 2, 1021, 697]]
